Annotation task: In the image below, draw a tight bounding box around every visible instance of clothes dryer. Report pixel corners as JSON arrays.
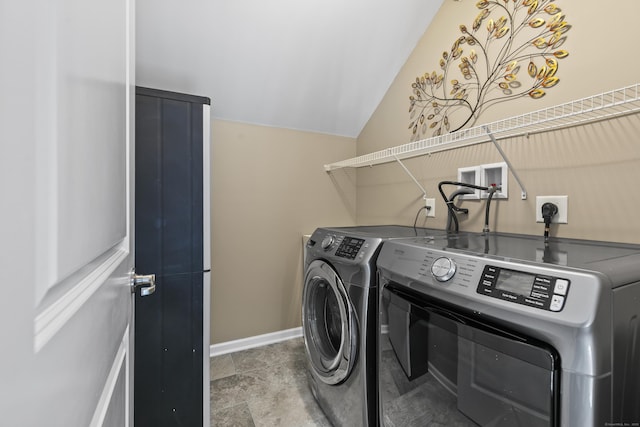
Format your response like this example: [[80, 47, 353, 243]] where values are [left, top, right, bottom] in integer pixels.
[[302, 225, 448, 427], [377, 232, 640, 426]]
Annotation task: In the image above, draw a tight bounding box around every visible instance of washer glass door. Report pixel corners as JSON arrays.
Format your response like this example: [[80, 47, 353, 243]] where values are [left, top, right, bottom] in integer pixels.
[[303, 260, 357, 385]]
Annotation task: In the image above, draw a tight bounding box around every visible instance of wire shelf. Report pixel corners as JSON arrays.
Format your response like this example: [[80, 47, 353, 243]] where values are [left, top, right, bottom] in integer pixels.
[[324, 83, 640, 171]]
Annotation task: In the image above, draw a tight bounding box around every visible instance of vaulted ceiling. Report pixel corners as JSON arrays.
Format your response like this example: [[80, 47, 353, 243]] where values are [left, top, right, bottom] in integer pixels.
[[136, 0, 445, 137]]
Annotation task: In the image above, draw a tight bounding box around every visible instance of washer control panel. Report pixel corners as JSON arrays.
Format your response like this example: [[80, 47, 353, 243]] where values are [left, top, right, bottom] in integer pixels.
[[308, 230, 375, 262], [335, 237, 365, 260], [476, 265, 570, 312]]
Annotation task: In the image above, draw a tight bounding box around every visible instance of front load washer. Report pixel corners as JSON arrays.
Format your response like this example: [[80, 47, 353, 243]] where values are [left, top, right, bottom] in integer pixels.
[[302, 225, 448, 427], [376, 232, 640, 427]]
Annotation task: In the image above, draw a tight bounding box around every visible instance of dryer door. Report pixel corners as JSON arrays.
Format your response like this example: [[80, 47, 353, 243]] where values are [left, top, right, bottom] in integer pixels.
[[303, 260, 358, 385]]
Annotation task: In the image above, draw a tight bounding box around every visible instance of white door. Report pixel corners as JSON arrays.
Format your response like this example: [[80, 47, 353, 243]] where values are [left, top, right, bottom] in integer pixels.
[[0, 1, 137, 426]]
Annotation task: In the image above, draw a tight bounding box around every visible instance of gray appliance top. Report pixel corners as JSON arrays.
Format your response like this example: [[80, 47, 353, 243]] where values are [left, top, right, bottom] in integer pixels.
[[319, 225, 449, 239], [392, 231, 640, 288]]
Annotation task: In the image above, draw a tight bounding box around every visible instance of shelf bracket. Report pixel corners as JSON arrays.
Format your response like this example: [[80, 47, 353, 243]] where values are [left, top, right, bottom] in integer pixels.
[[483, 125, 527, 200], [393, 154, 427, 201]]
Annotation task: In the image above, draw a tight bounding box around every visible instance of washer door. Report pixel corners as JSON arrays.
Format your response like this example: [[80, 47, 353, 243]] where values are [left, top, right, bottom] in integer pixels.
[[302, 260, 358, 385]]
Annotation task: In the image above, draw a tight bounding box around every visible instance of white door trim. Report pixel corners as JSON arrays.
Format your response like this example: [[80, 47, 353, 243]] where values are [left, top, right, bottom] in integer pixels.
[[90, 326, 130, 427], [34, 247, 129, 352]]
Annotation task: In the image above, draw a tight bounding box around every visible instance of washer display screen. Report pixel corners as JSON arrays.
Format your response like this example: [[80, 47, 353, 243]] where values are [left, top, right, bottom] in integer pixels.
[[495, 269, 536, 297], [477, 265, 569, 312]]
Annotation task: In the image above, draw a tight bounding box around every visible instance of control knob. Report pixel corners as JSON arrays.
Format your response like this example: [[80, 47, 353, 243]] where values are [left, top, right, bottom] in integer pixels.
[[321, 235, 335, 250], [431, 257, 456, 282]]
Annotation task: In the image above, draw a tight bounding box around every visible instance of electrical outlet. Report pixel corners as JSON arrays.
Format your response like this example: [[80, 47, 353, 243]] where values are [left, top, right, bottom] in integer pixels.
[[425, 198, 436, 217], [536, 196, 568, 224]]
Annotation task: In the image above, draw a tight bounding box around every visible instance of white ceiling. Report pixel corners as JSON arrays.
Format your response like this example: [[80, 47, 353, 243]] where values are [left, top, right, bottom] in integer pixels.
[[136, 0, 444, 137]]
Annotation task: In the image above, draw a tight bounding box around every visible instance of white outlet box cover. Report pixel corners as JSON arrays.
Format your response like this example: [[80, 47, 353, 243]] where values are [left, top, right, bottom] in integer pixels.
[[425, 198, 436, 217], [536, 195, 568, 223]]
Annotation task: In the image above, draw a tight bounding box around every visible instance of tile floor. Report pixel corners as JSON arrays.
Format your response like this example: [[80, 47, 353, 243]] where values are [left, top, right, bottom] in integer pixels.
[[209, 337, 332, 426]]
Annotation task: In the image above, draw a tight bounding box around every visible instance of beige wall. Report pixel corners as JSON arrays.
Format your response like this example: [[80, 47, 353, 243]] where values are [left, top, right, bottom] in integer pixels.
[[210, 120, 356, 344], [211, 0, 640, 345], [357, 0, 640, 243]]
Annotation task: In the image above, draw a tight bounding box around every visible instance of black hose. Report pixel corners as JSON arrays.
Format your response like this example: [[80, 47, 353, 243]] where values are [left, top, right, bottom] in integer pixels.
[[483, 185, 498, 233], [446, 188, 474, 232], [438, 181, 490, 233], [413, 205, 428, 233]]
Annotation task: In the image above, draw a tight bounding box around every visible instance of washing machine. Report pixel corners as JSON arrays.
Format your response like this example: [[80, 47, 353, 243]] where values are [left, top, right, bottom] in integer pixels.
[[376, 232, 640, 427], [302, 225, 449, 427]]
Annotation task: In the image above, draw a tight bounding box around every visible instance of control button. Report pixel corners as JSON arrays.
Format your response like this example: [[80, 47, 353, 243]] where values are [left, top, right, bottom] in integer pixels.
[[554, 279, 569, 296], [550, 295, 565, 311], [321, 236, 334, 250], [533, 283, 550, 292], [431, 257, 456, 282], [524, 298, 545, 307], [530, 291, 549, 300]]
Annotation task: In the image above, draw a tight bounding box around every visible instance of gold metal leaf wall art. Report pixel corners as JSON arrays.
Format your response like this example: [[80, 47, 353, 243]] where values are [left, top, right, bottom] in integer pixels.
[[409, 0, 571, 140]]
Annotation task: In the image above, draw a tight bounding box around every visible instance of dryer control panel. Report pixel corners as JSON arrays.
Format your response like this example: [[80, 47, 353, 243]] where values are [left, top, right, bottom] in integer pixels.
[[476, 265, 570, 312]]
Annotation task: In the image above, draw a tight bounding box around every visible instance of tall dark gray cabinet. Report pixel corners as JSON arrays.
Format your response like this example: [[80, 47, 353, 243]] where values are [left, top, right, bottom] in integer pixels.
[[134, 87, 211, 427]]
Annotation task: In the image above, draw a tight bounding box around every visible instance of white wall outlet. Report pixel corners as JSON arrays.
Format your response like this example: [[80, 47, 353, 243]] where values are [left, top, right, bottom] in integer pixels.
[[536, 195, 568, 224], [425, 198, 436, 217]]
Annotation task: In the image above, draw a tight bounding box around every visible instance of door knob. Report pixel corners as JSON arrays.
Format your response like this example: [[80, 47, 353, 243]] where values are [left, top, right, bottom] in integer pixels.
[[131, 272, 156, 296]]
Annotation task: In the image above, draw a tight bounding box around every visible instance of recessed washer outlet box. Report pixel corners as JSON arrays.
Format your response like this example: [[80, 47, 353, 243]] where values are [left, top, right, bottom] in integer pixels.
[[536, 195, 568, 224], [457, 166, 481, 199], [481, 162, 508, 199]]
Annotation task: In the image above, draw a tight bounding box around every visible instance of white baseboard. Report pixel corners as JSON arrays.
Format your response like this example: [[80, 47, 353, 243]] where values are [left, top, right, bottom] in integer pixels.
[[210, 327, 303, 357]]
